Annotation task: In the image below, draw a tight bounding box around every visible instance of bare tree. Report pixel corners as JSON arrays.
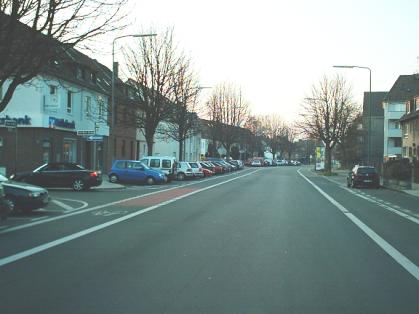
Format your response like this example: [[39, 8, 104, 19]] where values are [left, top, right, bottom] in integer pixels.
[[161, 59, 200, 161], [0, 0, 127, 112], [282, 124, 297, 160], [124, 28, 185, 155], [258, 114, 285, 158], [205, 83, 249, 158], [297, 75, 358, 172]]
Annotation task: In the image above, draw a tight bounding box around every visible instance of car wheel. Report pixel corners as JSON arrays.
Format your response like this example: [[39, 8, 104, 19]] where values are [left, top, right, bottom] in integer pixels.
[[177, 173, 185, 181], [146, 177, 155, 185], [72, 179, 85, 191], [109, 174, 119, 183], [4, 198, 15, 213]]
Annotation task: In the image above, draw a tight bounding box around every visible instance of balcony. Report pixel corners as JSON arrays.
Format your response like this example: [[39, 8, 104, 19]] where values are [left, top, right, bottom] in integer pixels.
[[387, 128, 402, 138]]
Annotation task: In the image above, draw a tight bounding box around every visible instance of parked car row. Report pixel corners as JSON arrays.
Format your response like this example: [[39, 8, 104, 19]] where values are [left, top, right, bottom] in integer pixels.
[[108, 157, 245, 183], [247, 158, 302, 167]]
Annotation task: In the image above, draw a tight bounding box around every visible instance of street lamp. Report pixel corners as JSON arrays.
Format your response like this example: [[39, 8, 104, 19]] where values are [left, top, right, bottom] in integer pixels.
[[111, 33, 157, 128], [333, 65, 372, 165]]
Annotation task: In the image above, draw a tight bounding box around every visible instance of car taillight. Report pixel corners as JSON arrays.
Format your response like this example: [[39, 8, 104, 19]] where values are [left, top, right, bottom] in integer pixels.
[[90, 171, 98, 177]]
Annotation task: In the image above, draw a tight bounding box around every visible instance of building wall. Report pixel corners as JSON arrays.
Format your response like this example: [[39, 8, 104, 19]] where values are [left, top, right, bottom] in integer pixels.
[[401, 119, 419, 159], [0, 75, 110, 173], [383, 101, 404, 158]]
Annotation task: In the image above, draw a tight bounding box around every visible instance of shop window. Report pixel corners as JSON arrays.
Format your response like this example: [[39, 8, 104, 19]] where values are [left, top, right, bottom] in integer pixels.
[[63, 139, 76, 162], [42, 140, 51, 163]]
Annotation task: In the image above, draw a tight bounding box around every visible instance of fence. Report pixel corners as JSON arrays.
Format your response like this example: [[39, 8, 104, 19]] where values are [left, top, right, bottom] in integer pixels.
[[382, 158, 419, 189]]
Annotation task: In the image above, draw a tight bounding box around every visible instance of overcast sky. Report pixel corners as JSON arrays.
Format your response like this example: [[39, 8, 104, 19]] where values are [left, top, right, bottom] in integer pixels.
[[97, 0, 419, 122]]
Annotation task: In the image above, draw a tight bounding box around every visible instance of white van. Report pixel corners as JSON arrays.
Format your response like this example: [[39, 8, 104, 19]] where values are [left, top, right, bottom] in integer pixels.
[[140, 156, 177, 181]]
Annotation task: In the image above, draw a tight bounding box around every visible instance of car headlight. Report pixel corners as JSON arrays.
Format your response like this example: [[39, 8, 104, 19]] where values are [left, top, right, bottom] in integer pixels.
[[9, 174, 15, 180], [29, 192, 41, 198]]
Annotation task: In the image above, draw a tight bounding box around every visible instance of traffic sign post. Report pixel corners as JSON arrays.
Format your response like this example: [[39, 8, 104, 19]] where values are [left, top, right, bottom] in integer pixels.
[[86, 135, 103, 142], [77, 130, 95, 136]]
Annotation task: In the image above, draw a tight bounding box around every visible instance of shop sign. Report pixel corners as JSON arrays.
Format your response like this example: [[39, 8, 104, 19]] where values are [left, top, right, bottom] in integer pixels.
[[77, 130, 95, 136], [49, 116, 75, 130], [0, 115, 31, 126], [86, 135, 103, 142]]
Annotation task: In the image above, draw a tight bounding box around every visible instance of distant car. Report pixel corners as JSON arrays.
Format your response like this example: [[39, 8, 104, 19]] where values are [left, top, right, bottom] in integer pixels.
[[0, 182, 12, 220], [251, 159, 262, 167], [277, 160, 288, 166], [176, 161, 194, 181], [108, 160, 167, 185], [188, 162, 205, 178], [201, 161, 223, 174], [0, 174, 49, 212], [10, 162, 102, 191], [347, 166, 380, 188]]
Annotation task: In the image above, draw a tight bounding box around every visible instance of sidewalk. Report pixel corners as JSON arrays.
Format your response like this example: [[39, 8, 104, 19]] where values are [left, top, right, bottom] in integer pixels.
[[91, 177, 125, 190]]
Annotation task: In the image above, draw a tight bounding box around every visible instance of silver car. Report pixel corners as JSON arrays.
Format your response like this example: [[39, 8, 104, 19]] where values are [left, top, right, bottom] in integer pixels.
[[176, 162, 194, 181], [188, 162, 205, 178]]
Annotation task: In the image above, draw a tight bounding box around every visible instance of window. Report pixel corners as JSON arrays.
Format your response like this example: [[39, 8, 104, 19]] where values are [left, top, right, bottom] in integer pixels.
[[67, 91, 73, 113], [91, 72, 97, 84], [409, 147, 413, 157], [85, 96, 92, 116], [150, 159, 160, 167], [394, 137, 402, 147], [162, 159, 171, 168], [98, 96, 105, 120], [115, 161, 126, 169], [49, 85, 57, 95], [388, 103, 405, 112]]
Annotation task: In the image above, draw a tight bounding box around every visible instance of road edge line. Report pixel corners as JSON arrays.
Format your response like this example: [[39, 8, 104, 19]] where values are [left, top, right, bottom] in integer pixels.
[[297, 169, 419, 281]]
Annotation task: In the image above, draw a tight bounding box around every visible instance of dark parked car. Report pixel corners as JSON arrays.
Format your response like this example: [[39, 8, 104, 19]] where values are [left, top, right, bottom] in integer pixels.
[[347, 166, 380, 188], [0, 182, 12, 220], [108, 160, 167, 185], [10, 162, 102, 191], [0, 174, 49, 212]]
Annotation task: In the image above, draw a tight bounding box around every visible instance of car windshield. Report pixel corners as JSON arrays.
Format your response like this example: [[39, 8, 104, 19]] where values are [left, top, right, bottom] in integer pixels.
[[357, 167, 376, 174]]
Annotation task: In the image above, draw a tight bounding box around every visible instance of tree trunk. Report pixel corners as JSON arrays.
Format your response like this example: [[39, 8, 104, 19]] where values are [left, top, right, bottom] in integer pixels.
[[179, 140, 184, 161], [325, 143, 332, 173], [145, 134, 154, 156]]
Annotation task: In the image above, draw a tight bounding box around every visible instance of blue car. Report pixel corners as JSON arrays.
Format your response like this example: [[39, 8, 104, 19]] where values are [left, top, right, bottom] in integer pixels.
[[108, 160, 168, 185]]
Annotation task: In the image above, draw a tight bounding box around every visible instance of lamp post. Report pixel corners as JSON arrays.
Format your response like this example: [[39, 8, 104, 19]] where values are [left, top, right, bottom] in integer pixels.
[[111, 33, 157, 128], [333, 65, 372, 165]]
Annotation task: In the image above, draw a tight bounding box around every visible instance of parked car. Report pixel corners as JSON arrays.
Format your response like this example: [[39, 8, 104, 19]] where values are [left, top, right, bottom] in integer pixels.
[[176, 161, 194, 181], [211, 161, 229, 173], [108, 160, 167, 185], [201, 168, 214, 177], [10, 162, 102, 191], [0, 182, 12, 220], [0, 174, 49, 212], [188, 162, 205, 178], [201, 161, 223, 174], [347, 166, 380, 188], [277, 159, 288, 166], [139, 156, 177, 181], [251, 159, 263, 167]]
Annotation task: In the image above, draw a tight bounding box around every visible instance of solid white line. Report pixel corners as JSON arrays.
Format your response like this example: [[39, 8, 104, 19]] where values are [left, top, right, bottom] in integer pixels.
[[51, 200, 74, 211], [297, 169, 419, 281], [0, 169, 260, 267], [0, 169, 253, 234]]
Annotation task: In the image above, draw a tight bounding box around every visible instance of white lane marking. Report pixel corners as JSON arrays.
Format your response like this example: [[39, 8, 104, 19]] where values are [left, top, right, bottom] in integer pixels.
[[298, 169, 419, 281], [0, 169, 260, 267], [341, 187, 419, 225], [51, 200, 74, 211], [0, 169, 255, 234], [30, 217, 47, 222]]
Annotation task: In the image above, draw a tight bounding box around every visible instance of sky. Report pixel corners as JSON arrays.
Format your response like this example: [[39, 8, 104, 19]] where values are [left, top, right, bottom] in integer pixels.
[[95, 0, 419, 122]]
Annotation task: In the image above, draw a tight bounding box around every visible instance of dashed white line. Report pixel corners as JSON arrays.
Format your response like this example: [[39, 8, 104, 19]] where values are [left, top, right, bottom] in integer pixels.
[[298, 169, 419, 281], [51, 200, 74, 211]]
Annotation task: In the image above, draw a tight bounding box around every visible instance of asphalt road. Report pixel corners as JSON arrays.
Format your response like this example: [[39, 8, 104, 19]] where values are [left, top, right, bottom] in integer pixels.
[[0, 167, 418, 313]]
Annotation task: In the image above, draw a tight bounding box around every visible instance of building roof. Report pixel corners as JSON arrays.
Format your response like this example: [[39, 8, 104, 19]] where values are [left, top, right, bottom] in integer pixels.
[[384, 75, 419, 102], [363, 91, 387, 117]]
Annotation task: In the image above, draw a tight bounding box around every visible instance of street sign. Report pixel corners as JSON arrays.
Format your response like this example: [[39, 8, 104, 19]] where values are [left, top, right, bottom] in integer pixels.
[[77, 130, 95, 136], [86, 135, 103, 142], [4, 120, 17, 128]]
